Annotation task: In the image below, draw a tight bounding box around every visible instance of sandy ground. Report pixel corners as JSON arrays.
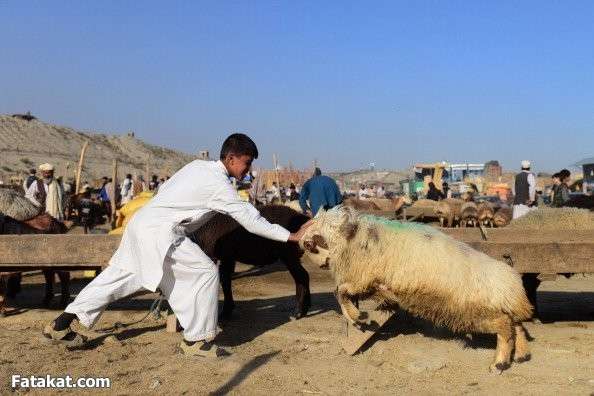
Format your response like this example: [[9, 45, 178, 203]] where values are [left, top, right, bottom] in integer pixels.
[[1, 262, 593, 395]]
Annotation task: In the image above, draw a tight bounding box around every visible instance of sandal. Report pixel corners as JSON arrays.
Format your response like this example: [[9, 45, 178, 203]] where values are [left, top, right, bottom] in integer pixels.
[[178, 340, 229, 358], [42, 321, 88, 347]]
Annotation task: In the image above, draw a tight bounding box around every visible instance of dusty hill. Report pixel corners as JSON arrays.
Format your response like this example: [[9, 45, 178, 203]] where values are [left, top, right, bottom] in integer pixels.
[[0, 114, 195, 185]]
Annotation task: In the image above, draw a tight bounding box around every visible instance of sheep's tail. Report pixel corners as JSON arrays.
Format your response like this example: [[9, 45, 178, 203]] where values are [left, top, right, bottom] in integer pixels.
[[507, 292, 534, 322]]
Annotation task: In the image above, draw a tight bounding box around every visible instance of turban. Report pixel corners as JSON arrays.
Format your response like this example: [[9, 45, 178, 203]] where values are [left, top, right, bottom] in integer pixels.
[[39, 163, 55, 171]]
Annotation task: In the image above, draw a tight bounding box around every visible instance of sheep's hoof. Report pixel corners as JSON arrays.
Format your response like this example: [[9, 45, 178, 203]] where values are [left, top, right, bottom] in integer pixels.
[[514, 353, 531, 363], [357, 311, 369, 321], [489, 362, 510, 374], [290, 309, 306, 320]]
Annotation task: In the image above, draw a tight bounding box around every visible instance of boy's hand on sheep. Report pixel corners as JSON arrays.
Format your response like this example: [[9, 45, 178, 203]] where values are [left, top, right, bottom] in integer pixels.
[[288, 219, 314, 243]]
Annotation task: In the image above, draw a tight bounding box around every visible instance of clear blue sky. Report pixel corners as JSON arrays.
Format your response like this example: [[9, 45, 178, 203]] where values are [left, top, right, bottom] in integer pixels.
[[1, 1, 593, 172]]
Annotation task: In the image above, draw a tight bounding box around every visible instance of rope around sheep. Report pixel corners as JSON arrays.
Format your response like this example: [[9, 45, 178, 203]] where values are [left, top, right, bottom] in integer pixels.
[[94, 293, 166, 334]]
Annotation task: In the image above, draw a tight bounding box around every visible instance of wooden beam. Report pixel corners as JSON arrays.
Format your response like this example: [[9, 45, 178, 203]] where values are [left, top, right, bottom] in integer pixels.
[[1, 230, 593, 274], [0, 235, 120, 266]]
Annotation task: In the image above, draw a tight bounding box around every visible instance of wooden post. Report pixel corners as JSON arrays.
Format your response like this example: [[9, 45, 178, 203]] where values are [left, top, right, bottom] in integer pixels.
[[111, 159, 118, 228], [75, 141, 89, 194], [166, 307, 178, 333], [273, 154, 280, 188]]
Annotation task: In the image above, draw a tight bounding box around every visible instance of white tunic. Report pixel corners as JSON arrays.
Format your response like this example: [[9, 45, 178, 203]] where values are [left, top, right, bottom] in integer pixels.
[[109, 160, 291, 292]]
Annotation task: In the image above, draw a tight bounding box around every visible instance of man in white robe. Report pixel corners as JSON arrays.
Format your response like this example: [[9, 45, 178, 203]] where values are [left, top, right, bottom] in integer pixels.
[[512, 160, 537, 219], [43, 134, 311, 357], [25, 163, 65, 221]]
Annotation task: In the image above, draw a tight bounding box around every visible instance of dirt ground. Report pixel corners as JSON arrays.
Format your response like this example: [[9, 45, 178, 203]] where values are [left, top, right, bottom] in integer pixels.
[[1, 262, 593, 395]]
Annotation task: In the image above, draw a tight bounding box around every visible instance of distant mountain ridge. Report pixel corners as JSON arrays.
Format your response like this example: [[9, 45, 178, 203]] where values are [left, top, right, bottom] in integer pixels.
[[0, 114, 195, 183]]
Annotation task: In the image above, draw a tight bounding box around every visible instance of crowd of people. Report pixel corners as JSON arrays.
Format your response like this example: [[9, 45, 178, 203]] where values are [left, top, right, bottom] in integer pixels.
[[11, 164, 170, 228]]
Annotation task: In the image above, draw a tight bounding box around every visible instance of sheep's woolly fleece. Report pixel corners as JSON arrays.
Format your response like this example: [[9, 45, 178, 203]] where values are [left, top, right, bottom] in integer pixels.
[[0, 188, 41, 221], [508, 207, 594, 230], [304, 208, 532, 332]]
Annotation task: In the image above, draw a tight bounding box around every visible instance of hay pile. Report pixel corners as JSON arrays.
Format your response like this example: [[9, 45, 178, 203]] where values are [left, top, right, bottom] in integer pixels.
[[508, 207, 594, 230], [0, 188, 41, 221]]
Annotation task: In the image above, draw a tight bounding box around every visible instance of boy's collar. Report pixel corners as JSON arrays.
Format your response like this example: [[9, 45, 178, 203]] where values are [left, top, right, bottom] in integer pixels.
[[216, 160, 229, 176]]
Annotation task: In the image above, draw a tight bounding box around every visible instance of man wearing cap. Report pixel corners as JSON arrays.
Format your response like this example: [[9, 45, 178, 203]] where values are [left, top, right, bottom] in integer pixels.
[[25, 163, 65, 221], [512, 160, 536, 219]]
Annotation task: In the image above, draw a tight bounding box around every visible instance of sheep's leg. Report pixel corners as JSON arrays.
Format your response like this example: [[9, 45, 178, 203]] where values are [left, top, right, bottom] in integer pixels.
[[219, 259, 236, 319], [447, 214, 454, 228], [513, 324, 531, 363], [487, 315, 514, 374], [336, 283, 362, 324], [43, 270, 54, 308], [375, 284, 400, 311], [439, 217, 445, 228], [283, 257, 311, 319], [57, 271, 70, 308]]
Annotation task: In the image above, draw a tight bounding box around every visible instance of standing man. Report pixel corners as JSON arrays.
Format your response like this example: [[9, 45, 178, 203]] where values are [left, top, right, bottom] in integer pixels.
[[120, 174, 133, 205], [299, 167, 342, 216], [552, 169, 571, 207], [43, 134, 311, 357], [22, 168, 38, 191], [512, 160, 536, 219], [376, 184, 385, 198], [25, 163, 65, 221]]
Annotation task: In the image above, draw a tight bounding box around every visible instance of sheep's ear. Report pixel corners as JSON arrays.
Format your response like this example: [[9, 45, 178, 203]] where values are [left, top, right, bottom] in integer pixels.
[[339, 221, 359, 241]]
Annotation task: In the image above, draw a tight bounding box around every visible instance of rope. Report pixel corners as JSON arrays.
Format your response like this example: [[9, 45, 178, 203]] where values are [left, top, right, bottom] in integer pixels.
[[94, 293, 166, 334]]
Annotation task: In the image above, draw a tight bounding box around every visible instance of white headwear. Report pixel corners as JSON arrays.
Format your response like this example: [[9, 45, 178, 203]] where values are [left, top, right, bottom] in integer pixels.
[[39, 163, 54, 171], [521, 160, 531, 169]]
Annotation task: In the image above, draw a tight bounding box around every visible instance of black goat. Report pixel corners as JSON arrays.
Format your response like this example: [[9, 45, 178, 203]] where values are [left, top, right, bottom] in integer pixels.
[[189, 205, 311, 319]]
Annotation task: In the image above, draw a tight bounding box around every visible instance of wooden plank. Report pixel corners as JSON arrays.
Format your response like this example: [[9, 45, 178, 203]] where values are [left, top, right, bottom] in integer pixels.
[[341, 309, 394, 355], [0, 234, 120, 266], [443, 228, 594, 244], [0, 231, 593, 274], [464, 241, 594, 274]]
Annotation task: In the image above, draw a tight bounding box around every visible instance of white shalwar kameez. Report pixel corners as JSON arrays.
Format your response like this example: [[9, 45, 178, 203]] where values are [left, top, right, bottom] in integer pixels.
[[65, 160, 290, 341]]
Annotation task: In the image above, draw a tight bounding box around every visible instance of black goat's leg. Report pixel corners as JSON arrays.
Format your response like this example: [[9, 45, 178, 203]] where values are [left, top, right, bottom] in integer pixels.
[[219, 259, 236, 319], [522, 273, 541, 320], [57, 271, 71, 307], [6, 273, 22, 298], [284, 257, 311, 319], [43, 270, 54, 307]]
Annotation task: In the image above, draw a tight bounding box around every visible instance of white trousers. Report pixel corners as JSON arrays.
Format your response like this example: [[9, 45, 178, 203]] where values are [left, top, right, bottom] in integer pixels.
[[512, 204, 534, 219], [65, 238, 219, 342]]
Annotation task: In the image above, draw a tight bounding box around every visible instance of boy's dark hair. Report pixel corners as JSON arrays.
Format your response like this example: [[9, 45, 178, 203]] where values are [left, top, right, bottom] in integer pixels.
[[220, 133, 258, 160], [559, 169, 571, 179]]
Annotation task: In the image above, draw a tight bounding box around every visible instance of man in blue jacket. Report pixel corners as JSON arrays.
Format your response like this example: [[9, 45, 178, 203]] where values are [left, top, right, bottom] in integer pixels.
[[299, 168, 342, 216]]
